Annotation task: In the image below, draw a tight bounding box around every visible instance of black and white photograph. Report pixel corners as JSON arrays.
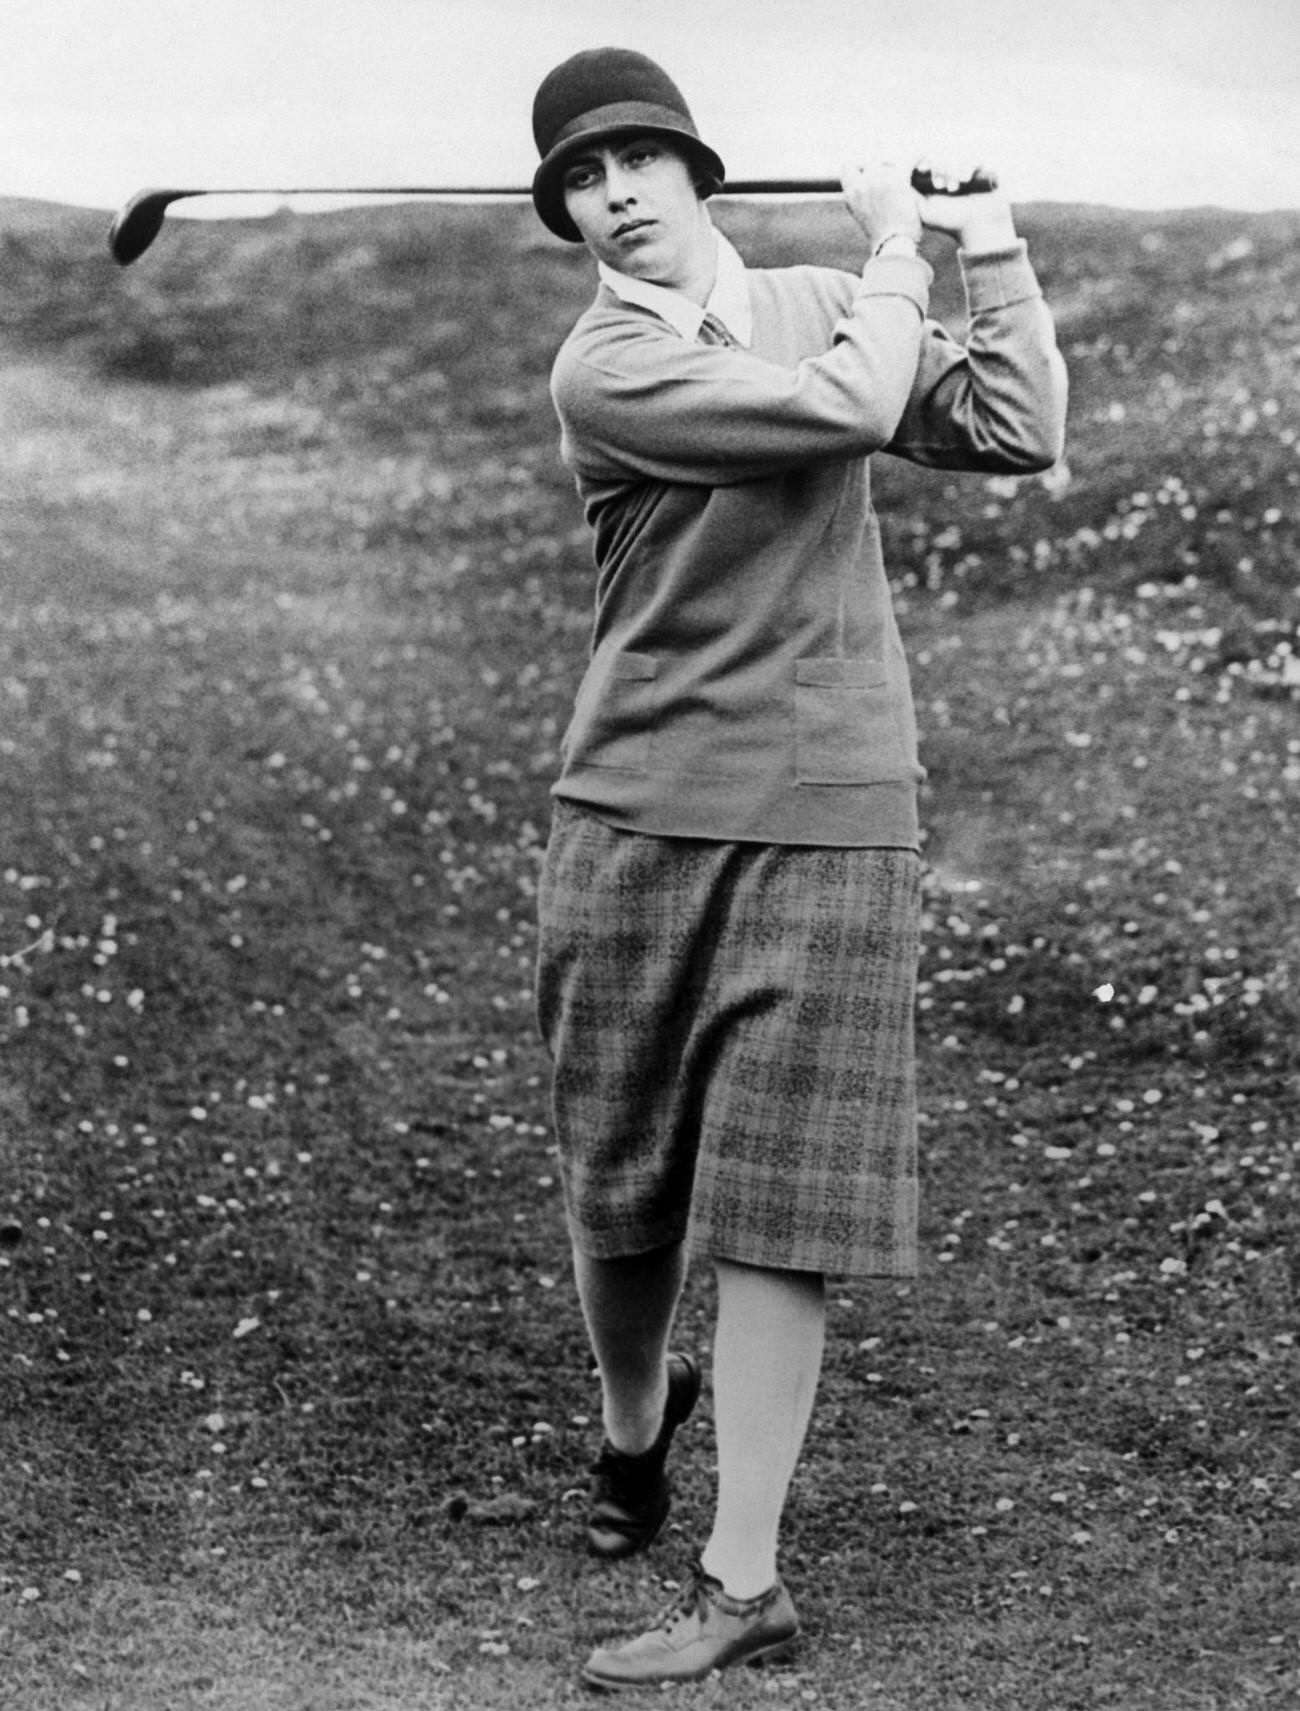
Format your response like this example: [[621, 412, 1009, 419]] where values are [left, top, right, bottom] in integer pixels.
[[2, 2, 1297, 1705]]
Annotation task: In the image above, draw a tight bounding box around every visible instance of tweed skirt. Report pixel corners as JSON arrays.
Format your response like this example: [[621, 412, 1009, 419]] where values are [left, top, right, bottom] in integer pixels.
[[535, 800, 921, 1278]]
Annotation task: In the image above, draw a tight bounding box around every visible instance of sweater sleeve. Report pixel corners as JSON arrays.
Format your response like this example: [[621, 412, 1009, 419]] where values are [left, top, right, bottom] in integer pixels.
[[552, 255, 932, 488], [886, 241, 1068, 473]]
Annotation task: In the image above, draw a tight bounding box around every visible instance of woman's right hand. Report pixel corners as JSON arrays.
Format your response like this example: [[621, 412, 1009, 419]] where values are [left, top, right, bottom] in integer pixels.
[[840, 160, 923, 253]]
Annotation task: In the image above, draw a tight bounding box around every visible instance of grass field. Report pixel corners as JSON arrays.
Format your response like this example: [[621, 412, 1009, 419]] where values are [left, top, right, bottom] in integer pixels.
[[1, 193, 1298, 1709]]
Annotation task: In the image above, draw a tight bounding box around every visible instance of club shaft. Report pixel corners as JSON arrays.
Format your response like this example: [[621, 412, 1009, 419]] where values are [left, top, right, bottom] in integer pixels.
[[142, 180, 855, 200], [106, 182, 853, 266]]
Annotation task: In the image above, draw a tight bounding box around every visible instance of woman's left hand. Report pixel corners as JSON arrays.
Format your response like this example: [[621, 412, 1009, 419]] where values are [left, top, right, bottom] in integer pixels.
[[914, 160, 1018, 255]]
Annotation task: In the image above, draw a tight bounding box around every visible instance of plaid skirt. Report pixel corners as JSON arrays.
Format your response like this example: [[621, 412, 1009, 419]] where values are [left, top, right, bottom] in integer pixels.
[[535, 801, 921, 1278]]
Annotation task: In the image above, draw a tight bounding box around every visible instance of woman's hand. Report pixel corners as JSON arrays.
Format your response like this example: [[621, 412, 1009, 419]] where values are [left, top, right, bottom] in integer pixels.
[[913, 159, 1018, 255], [840, 160, 923, 253]]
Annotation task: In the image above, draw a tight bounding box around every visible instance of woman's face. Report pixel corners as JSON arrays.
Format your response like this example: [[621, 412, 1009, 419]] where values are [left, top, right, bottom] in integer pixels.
[[562, 134, 714, 295]]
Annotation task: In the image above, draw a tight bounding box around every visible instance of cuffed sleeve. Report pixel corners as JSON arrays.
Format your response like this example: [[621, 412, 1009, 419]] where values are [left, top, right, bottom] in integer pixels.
[[959, 240, 1045, 311]]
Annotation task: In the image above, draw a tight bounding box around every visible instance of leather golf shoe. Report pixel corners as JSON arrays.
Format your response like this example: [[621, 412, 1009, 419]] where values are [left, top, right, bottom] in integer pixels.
[[586, 1352, 701, 1560], [581, 1560, 800, 1690]]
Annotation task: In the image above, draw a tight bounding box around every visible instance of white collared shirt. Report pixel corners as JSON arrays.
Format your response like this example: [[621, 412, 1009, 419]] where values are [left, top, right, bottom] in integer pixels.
[[597, 229, 754, 348]]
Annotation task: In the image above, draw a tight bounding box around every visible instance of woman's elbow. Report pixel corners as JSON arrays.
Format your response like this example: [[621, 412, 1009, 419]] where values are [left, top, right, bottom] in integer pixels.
[[1011, 418, 1067, 474], [993, 373, 1069, 473], [970, 412, 1065, 475]]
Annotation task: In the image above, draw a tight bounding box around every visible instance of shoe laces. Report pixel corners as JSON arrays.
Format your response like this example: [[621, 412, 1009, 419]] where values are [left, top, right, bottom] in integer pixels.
[[656, 1560, 718, 1636]]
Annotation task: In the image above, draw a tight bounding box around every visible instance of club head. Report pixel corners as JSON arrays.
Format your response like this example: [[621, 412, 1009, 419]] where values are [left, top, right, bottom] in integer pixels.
[[107, 189, 197, 266]]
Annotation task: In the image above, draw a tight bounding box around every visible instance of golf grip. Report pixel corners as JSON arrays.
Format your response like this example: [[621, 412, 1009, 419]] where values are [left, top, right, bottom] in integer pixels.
[[910, 167, 996, 196]]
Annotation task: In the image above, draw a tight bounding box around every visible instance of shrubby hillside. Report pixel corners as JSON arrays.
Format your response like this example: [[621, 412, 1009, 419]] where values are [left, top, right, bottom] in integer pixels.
[[1, 191, 1297, 1707], [3, 191, 1296, 636]]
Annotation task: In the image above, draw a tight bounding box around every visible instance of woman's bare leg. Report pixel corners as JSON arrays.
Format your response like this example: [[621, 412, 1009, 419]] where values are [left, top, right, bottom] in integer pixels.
[[572, 1241, 689, 1452]]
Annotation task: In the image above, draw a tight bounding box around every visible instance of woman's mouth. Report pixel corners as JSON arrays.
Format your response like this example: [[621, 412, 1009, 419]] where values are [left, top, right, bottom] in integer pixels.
[[612, 218, 655, 240]]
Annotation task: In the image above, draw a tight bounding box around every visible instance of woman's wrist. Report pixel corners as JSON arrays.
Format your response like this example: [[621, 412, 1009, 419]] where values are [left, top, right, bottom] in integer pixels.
[[955, 214, 1019, 257], [872, 231, 921, 260]]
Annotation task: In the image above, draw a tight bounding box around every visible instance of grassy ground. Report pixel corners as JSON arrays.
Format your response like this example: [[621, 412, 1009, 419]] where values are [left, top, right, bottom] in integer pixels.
[[0, 195, 1297, 1709]]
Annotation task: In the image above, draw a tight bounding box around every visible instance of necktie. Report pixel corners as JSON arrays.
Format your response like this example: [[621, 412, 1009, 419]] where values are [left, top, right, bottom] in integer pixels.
[[697, 311, 738, 348]]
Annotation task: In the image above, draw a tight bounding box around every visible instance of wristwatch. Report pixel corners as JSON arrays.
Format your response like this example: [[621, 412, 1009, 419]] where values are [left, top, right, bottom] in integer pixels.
[[872, 232, 920, 260]]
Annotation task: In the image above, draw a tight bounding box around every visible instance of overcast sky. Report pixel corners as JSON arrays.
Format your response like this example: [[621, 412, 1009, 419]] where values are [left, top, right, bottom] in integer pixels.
[[2, 0, 1297, 214]]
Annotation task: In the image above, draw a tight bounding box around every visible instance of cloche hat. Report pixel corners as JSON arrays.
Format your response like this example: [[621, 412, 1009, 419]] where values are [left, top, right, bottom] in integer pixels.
[[531, 47, 726, 243]]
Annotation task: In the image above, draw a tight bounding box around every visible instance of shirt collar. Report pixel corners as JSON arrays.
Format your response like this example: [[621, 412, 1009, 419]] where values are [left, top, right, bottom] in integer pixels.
[[597, 229, 753, 347]]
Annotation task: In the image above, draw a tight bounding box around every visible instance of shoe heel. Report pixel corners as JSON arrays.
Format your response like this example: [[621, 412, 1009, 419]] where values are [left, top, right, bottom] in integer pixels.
[[745, 1633, 801, 1670]]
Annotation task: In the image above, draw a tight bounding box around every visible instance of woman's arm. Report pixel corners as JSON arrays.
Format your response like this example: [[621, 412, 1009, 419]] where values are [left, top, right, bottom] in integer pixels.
[[554, 265, 931, 488], [887, 179, 1069, 472]]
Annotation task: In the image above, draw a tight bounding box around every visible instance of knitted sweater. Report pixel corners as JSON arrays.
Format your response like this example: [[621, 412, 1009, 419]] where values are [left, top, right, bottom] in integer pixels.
[[549, 241, 1067, 846]]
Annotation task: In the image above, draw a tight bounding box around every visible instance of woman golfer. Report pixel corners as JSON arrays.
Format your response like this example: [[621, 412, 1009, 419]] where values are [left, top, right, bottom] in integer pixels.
[[530, 47, 1067, 1690]]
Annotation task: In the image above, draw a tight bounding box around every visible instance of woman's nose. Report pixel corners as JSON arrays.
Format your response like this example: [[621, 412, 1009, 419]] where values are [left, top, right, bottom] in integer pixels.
[[605, 165, 635, 206]]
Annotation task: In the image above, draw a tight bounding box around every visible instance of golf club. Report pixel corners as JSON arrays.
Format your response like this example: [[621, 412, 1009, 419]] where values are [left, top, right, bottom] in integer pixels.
[[107, 168, 997, 265]]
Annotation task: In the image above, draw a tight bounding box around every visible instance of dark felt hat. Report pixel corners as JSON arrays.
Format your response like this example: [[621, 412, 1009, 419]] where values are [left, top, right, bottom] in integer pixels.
[[531, 47, 726, 243]]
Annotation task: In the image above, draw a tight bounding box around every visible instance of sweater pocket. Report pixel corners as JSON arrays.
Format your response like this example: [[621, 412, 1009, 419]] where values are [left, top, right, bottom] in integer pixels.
[[567, 649, 659, 772], [794, 657, 907, 785]]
